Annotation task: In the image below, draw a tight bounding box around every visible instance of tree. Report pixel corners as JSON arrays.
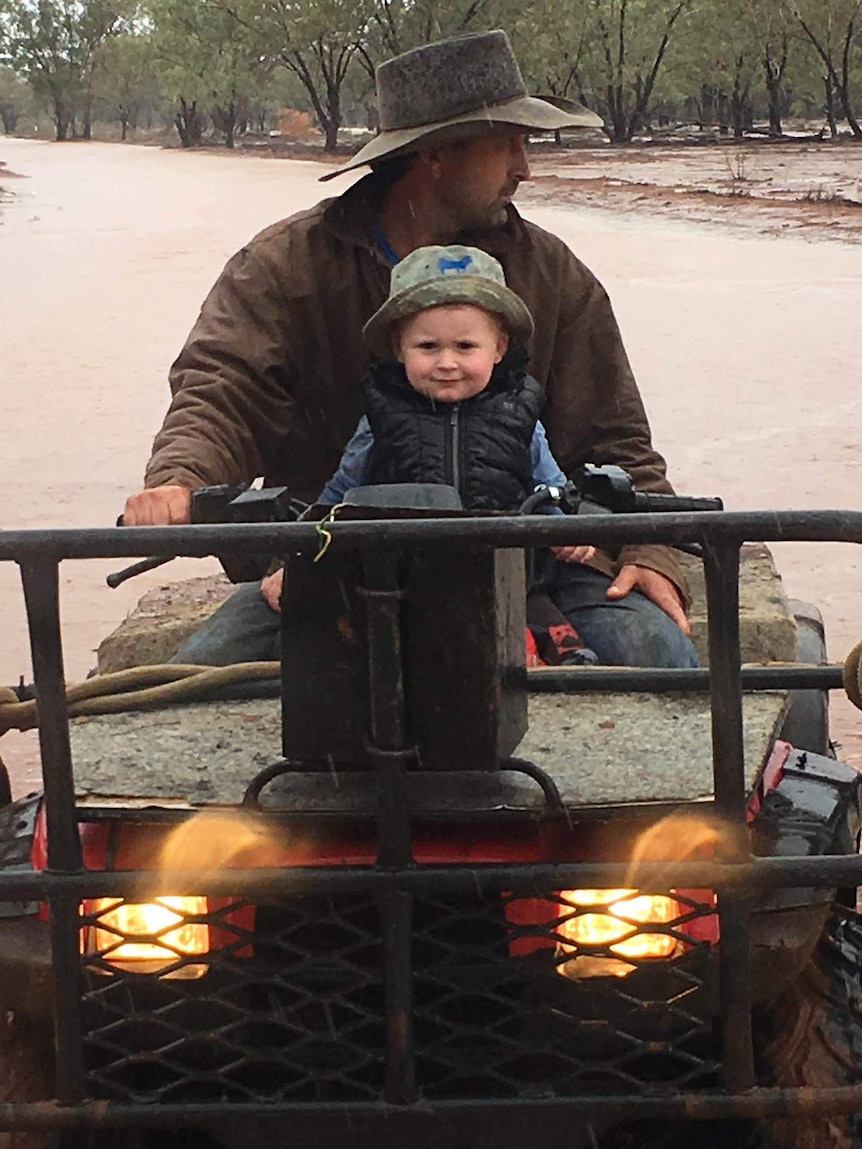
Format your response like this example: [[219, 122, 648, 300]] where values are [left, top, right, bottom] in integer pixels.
[[254, 0, 375, 151], [577, 0, 695, 141], [3, 0, 127, 139], [509, 0, 594, 107], [148, 0, 268, 147], [785, 0, 862, 138], [361, 0, 493, 65], [93, 25, 161, 138], [0, 61, 33, 130]]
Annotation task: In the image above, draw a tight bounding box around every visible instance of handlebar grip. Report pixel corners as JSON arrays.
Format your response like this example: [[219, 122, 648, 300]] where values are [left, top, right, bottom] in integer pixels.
[[106, 555, 174, 589], [633, 492, 724, 513]]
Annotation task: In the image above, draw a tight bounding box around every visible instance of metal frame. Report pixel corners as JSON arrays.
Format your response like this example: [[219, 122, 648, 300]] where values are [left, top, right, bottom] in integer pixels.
[[2, 509, 862, 1131]]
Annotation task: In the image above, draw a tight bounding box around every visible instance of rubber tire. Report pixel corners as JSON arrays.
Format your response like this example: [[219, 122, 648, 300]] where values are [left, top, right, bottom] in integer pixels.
[[779, 600, 830, 757], [754, 909, 862, 1149]]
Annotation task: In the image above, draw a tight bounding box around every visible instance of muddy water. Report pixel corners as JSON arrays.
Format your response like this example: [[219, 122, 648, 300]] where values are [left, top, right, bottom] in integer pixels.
[[1, 138, 860, 792]]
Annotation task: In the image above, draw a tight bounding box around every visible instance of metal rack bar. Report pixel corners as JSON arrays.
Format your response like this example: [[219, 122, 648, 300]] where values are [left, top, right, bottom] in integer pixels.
[[18, 556, 86, 1105], [1, 508, 862, 562], [2, 853, 862, 902]]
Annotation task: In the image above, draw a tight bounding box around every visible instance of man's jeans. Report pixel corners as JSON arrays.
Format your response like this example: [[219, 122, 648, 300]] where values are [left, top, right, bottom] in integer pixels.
[[545, 563, 697, 668], [172, 565, 697, 669]]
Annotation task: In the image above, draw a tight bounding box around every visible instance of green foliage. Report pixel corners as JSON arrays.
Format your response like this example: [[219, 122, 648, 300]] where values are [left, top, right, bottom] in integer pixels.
[[363, 0, 495, 64], [0, 61, 33, 130], [783, 0, 862, 135], [511, 0, 698, 140], [91, 26, 163, 135], [3, 0, 131, 138], [3, 0, 861, 146], [250, 0, 376, 149], [147, 0, 270, 145], [508, 0, 593, 102]]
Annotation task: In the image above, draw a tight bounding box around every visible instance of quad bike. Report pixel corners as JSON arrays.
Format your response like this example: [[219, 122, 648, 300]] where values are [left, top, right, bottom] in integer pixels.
[[0, 482, 860, 1149]]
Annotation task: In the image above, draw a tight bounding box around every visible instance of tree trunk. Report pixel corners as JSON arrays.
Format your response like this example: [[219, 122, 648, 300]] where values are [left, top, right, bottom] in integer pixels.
[[324, 117, 339, 151], [82, 93, 93, 140], [825, 76, 838, 138], [730, 62, 751, 139], [797, 16, 862, 140], [765, 68, 783, 137], [0, 104, 19, 134], [213, 99, 238, 148], [53, 96, 71, 141], [836, 78, 862, 138], [174, 98, 203, 148]]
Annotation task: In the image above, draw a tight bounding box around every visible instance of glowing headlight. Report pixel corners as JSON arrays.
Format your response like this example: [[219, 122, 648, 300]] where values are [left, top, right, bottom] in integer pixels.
[[85, 897, 210, 979], [555, 888, 682, 979]]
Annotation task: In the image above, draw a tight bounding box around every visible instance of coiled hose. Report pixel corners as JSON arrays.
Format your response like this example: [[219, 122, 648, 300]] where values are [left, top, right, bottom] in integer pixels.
[[843, 639, 862, 712], [0, 662, 281, 735], [3, 643, 862, 732]]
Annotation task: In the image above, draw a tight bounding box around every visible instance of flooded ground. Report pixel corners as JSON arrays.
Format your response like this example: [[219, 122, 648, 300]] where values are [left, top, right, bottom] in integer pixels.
[[528, 140, 862, 244], [1, 136, 860, 791]]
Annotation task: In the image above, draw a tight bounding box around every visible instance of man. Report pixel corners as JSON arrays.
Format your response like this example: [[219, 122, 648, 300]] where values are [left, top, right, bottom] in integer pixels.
[[124, 30, 696, 669]]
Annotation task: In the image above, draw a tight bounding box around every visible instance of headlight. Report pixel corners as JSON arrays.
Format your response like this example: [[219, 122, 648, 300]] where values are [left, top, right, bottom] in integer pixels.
[[84, 896, 210, 980], [555, 888, 682, 979]]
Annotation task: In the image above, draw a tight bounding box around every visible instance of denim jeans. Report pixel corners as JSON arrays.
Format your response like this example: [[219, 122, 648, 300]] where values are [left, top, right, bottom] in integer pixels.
[[172, 564, 697, 669], [171, 582, 282, 665], [545, 562, 698, 668]]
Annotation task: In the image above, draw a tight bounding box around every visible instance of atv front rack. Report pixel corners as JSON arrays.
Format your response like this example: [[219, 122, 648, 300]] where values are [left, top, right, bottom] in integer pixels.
[[0, 509, 861, 1143]]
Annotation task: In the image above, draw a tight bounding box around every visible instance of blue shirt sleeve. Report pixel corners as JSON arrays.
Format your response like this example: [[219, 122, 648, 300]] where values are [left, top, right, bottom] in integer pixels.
[[318, 417, 373, 504], [530, 421, 568, 513]]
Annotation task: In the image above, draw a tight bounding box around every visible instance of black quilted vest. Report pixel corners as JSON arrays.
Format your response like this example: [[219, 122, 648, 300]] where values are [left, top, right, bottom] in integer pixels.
[[360, 351, 545, 511]]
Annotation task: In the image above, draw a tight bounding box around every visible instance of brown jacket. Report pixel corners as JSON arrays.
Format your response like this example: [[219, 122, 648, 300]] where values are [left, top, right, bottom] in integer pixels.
[[145, 171, 687, 600]]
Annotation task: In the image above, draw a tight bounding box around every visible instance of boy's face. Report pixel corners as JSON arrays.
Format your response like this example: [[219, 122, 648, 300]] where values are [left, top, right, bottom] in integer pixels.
[[394, 304, 509, 403]]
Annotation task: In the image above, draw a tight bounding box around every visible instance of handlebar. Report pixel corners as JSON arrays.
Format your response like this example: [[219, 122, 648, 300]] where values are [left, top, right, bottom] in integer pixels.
[[108, 468, 722, 588], [107, 484, 303, 588], [522, 465, 723, 516]]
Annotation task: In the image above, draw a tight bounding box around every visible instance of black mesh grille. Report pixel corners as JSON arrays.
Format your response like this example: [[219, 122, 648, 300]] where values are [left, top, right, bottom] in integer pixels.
[[79, 888, 719, 1105]]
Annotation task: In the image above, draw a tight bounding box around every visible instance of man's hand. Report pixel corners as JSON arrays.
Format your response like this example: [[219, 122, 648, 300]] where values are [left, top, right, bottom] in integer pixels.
[[123, 486, 192, 526], [552, 545, 596, 565], [260, 566, 284, 613], [606, 564, 691, 636]]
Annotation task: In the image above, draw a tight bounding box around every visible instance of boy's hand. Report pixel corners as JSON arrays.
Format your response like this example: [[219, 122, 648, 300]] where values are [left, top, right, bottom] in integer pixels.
[[552, 545, 596, 565], [261, 566, 284, 613]]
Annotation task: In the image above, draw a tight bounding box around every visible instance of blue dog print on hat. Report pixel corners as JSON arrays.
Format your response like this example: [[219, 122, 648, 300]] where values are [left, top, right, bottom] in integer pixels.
[[438, 254, 473, 274]]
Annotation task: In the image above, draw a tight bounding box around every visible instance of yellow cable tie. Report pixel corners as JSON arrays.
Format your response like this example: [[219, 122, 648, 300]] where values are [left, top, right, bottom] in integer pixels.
[[314, 503, 346, 563]]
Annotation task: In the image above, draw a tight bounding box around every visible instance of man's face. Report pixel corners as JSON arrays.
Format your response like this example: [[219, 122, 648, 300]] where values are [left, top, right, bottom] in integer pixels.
[[394, 304, 509, 403], [432, 131, 531, 231]]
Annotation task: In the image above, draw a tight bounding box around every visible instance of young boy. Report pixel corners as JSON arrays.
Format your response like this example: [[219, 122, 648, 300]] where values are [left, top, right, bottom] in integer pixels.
[[318, 244, 598, 664]]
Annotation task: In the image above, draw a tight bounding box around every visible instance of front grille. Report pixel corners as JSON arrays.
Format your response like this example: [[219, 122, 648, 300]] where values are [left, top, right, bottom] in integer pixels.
[[79, 889, 719, 1105]]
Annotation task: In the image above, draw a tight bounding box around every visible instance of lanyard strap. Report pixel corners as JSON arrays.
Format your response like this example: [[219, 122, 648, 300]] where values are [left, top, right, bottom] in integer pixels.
[[374, 224, 401, 267]]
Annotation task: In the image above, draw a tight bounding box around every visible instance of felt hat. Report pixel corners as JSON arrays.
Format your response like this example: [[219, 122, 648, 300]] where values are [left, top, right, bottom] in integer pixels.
[[362, 244, 534, 358], [319, 30, 602, 181]]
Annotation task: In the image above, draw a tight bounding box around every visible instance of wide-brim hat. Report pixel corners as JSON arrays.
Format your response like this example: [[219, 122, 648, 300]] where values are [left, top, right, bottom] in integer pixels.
[[320, 30, 602, 182], [363, 244, 534, 359]]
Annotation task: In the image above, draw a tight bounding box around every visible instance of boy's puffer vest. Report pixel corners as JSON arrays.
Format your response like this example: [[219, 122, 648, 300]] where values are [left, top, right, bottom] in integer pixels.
[[360, 354, 545, 511]]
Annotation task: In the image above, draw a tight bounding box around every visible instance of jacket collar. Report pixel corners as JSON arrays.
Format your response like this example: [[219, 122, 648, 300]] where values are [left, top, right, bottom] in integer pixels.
[[322, 171, 534, 259]]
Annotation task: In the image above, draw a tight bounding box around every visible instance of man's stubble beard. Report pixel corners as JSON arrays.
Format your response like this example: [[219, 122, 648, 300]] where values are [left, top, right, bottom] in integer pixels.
[[442, 181, 511, 235]]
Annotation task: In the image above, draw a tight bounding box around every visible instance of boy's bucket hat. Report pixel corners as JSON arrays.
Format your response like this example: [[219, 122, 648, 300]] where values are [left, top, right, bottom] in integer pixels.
[[362, 244, 534, 358], [320, 30, 602, 181]]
